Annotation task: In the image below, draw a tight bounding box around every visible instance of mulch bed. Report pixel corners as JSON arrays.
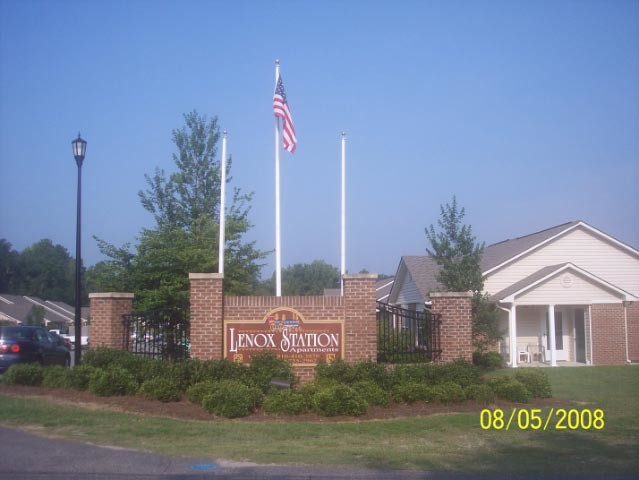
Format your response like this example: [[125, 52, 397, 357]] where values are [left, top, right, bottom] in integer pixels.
[[0, 384, 575, 423]]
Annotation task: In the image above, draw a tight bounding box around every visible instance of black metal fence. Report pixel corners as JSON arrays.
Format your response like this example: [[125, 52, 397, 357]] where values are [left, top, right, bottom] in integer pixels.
[[376, 302, 441, 363], [122, 304, 190, 361]]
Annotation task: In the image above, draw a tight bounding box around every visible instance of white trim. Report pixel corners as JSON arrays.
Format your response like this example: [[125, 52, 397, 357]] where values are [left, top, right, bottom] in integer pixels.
[[498, 263, 637, 304], [484, 221, 639, 277], [0, 296, 15, 305], [24, 296, 78, 322]]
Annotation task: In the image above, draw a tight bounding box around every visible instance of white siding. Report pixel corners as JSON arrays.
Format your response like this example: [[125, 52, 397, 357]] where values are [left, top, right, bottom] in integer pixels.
[[515, 271, 621, 305], [485, 227, 639, 296]]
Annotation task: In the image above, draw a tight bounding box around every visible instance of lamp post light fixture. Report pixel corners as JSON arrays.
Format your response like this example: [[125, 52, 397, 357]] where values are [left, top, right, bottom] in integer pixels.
[[71, 133, 86, 365]]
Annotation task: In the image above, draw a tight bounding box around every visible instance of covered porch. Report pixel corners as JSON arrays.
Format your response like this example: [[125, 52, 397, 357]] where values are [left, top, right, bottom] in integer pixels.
[[492, 263, 636, 367]]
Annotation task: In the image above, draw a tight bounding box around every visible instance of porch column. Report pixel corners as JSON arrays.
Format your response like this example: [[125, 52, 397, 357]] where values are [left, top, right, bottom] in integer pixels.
[[510, 304, 518, 368], [548, 304, 557, 367]]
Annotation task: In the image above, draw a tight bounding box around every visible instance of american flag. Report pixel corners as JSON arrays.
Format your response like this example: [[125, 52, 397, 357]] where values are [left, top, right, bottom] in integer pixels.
[[273, 74, 297, 153]]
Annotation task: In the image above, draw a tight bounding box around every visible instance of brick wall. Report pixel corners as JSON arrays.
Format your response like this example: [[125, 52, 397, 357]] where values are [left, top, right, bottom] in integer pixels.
[[189, 273, 378, 382], [429, 292, 473, 363], [591, 303, 626, 365], [88, 293, 134, 350], [188, 273, 224, 360], [628, 302, 639, 363]]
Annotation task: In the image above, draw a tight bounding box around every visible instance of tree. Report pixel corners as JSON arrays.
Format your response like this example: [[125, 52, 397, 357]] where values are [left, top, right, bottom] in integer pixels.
[[0, 239, 20, 292], [425, 196, 502, 352], [14, 239, 78, 304], [95, 111, 266, 311], [425, 196, 484, 291], [24, 305, 45, 327], [258, 260, 341, 296]]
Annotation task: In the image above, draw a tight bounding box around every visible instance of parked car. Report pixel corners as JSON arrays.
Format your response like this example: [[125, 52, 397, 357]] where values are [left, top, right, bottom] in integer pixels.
[[49, 329, 89, 350], [0, 326, 71, 374], [49, 331, 72, 350]]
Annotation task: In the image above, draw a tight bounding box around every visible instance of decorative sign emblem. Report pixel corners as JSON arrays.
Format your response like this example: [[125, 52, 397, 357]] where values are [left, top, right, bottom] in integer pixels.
[[224, 307, 344, 365], [561, 274, 573, 288]]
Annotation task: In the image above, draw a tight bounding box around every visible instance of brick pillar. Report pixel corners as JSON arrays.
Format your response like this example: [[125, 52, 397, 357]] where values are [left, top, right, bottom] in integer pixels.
[[189, 273, 224, 360], [88, 292, 134, 350], [343, 274, 378, 363], [430, 292, 473, 363], [591, 303, 626, 365]]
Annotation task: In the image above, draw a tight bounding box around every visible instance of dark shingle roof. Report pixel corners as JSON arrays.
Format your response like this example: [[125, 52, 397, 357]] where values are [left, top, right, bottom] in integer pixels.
[[480, 221, 581, 272], [376, 277, 395, 303], [401, 256, 444, 300]]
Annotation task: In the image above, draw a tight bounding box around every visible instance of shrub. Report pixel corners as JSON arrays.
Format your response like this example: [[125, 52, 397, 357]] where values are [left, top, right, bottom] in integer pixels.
[[138, 377, 182, 402], [88, 367, 137, 397], [1, 363, 43, 386], [67, 365, 97, 390], [430, 381, 466, 404], [42, 366, 73, 389], [432, 360, 482, 388], [263, 390, 307, 415], [296, 379, 340, 410], [392, 382, 433, 404], [248, 353, 295, 393], [312, 384, 368, 417], [315, 359, 358, 384], [464, 384, 495, 405], [83, 348, 135, 370], [473, 351, 504, 369], [489, 376, 532, 403], [186, 380, 219, 404], [201, 380, 262, 418], [190, 359, 250, 385], [352, 380, 390, 407], [514, 369, 552, 398]]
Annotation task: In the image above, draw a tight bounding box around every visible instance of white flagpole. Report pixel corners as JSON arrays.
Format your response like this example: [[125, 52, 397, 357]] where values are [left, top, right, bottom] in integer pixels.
[[218, 129, 227, 275], [341, 131, 346, 295], [275, 60, 282, 296]]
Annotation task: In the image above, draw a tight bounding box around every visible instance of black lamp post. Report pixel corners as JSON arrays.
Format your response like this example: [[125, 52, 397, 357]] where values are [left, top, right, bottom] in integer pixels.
[[72, 133, 87, 365]]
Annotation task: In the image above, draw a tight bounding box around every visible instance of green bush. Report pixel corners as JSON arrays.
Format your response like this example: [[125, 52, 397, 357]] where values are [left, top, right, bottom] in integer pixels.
[[473, 351, 504, 369], [1, 363, 44, 386], [248, 353, 295, 393], [186, 380, 219, 404], [190, 359, 250, 385], [315, 359, 358, 384], [83, 348, 135, 369], [352, 380, 390, 407], [489, 376, 532, 403], [392, 382, 433, 404], [263, 390, 307, 415], [464, 384, 495, 405], [138, 377, 182, 402], [430, 381, 465, 404], [201, 380, 262, 418], [312, 384, 368, 417], [67, 365, 97, 390], [514, 369, 552, 398], [42, 366, 73, 389], [388, 361, 481, 389], [296, 379, 340, 410], [88, 367, 138, 397]]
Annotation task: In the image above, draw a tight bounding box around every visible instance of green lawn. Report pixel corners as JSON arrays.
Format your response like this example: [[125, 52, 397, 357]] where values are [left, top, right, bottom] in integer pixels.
[[0, 365, 637, 474]]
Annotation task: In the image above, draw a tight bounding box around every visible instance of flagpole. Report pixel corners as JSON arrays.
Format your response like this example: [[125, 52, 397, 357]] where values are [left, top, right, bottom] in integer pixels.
[[274, 59, 282, 296], [341, 131, 346, 295], [218, 129, 227, 275]]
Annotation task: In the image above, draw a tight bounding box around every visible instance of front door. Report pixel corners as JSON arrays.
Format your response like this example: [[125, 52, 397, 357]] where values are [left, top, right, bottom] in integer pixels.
[[546, 311, 567, 361], [574, 308, 586, 363]]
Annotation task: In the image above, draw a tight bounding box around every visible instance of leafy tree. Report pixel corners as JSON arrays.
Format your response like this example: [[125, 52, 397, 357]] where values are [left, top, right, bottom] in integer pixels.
[[94, 111, 266, 311], [24, 305, 45, 327], [425, 196, 484, 291], [425, 196, 502, 352], [14, 239, 78, 304], [259, 260, 340, 296], [0, 239, 20, 292]]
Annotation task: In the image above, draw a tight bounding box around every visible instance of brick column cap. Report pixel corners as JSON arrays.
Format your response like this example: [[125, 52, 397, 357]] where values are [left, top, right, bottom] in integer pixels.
[[429, 291, 474, 298], [189, 273, 224, 280], [343, 273, 377, 280], [88, 292, 135, 299]]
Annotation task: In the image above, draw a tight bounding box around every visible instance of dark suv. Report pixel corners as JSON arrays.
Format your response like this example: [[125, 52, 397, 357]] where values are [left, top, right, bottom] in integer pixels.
[[0, 326, 71, 374]]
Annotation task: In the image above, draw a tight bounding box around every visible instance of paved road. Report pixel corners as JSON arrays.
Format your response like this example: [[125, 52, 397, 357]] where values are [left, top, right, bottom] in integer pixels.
[[0, 426, 633, 480]]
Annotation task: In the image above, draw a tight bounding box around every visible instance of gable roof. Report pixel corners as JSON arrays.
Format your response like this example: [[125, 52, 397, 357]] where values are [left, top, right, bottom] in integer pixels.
[[490, 263, 638, 303], [390, 220, 639, 305], [376, 277, 395, 303], [0, 294, 89, 326]]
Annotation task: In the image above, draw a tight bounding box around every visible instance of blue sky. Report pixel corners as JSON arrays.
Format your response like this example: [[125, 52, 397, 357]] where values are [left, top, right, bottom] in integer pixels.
[[1, 0, 638, 279]]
